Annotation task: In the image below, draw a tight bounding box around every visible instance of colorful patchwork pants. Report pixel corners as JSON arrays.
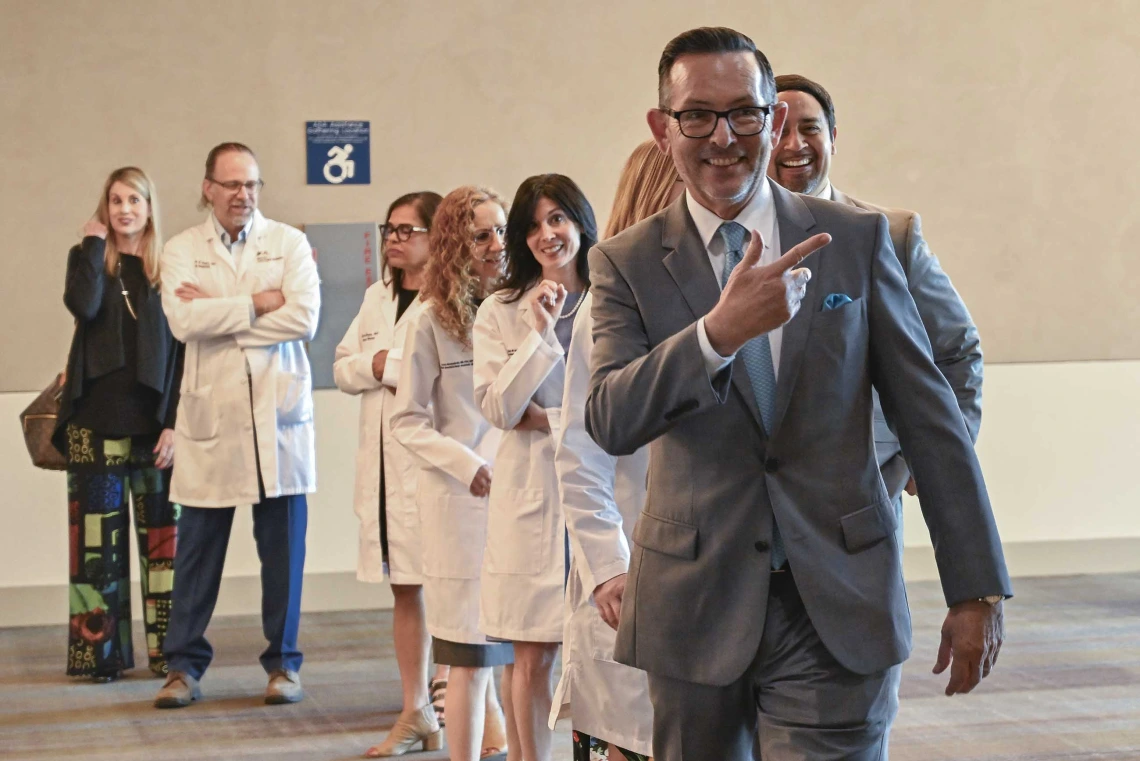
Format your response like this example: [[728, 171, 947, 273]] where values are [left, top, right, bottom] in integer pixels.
[[572, 731, 650, 761], [65, 424, 178, 677]]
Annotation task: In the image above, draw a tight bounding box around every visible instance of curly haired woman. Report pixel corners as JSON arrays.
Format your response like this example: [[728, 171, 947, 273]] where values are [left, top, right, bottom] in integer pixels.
[[390, 186, 516, 761]]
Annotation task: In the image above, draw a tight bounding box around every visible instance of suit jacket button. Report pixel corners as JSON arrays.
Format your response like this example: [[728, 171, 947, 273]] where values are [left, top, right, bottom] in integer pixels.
[[765, 458, 779, 473], [754, 540, 770, 552]]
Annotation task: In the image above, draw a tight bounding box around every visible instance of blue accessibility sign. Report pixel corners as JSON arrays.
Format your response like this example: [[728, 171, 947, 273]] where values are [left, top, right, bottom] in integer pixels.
[[306, 121, 371, 185]]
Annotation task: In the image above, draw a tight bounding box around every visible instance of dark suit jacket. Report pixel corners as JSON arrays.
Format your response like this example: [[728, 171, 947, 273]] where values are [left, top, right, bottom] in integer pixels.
[[54, 236, 183, 450], [831, 188, 983, 501], [584, 184, 1011, 686]]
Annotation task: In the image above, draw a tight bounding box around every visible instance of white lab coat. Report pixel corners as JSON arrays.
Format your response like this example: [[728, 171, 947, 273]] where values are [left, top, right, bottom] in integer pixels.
[[161, 211, 320, 507], [334, 281, 427, 584], [390, 305, 501, 644], [472, 289, 567, 642], [549, 292, 652, 754]]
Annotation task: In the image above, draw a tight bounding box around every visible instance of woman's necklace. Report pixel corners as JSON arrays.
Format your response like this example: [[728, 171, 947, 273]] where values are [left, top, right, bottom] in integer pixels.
[[558, 285, 589, 321], [118, 259, 138, 320]]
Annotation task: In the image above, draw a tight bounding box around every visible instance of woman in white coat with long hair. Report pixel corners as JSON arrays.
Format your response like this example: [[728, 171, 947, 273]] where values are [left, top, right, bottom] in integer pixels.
[[334, 191, 452, 757], [391, 186, 517, 761], [473, 174, 598, 761], [553, 141, 682, 761]]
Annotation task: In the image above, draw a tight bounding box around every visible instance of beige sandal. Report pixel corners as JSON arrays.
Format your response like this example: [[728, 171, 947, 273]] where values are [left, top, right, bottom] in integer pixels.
[[364, 704, 443, 757]]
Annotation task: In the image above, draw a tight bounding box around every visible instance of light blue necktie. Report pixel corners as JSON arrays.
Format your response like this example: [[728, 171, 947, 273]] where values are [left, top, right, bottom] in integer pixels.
[[719, 221, 787, 570]]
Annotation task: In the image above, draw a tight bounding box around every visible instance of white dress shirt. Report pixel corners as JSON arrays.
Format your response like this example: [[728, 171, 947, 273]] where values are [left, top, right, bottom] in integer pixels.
[[211, 214, 257, 363], [692, 178, 783, 378], [212, 214, 252, 261]]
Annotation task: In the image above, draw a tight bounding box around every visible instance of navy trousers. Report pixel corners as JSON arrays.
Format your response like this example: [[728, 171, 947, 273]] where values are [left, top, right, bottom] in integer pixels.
[[163, 494, 307, 680]]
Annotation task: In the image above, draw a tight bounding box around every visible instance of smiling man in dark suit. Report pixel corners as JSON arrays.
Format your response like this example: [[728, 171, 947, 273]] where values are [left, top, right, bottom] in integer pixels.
[[584, 26, 1011, 761]]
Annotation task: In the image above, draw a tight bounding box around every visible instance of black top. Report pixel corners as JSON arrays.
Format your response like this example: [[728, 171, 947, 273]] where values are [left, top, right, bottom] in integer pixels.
[[69, 255, 162, 436], [396, 287, 419, 323], [54, 237, 184, 447]]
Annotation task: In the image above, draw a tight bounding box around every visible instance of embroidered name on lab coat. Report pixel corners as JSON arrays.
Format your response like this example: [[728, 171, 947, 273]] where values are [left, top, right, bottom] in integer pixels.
[[194, 260, 214, 268], [441, 360, 474, 370], [361, 331, 379, 342], [256, 251, 284, 262]]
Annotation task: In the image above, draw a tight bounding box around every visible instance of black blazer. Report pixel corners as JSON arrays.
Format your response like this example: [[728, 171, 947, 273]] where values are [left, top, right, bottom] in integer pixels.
[[53, 236, 183, 449]]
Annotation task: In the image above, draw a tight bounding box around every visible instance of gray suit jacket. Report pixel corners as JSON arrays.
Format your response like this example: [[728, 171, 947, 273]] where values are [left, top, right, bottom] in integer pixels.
[[831, 187, 983, 502], [584, 185, 1011, 686]]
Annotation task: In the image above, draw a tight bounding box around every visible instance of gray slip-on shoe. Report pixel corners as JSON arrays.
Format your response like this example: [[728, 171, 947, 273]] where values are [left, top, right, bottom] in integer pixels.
[[265, 668, 303, 705], [154, 671, 201, 709]]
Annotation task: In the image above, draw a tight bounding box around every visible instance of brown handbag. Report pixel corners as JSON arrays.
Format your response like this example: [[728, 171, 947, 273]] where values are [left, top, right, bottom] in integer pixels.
[[20, 372, 68, 470]]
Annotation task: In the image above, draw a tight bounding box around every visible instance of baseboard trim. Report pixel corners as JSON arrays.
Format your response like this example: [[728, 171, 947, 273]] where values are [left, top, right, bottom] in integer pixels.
[[1, 570, 393, 628], [902, 536, 1140, 581], [4, 537, 1138, 628]]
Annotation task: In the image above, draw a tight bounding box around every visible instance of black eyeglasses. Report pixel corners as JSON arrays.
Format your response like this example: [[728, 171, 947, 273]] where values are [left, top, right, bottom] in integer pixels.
[[208, 177, 265, 193], [661, 105, 774, 138], [380, 223, 429, 242]]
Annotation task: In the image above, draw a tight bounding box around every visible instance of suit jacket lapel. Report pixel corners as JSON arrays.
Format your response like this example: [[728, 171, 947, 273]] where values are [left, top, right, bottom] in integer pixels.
[[770, 184, 824, 439], [661, 197, 718, 318], [660, 197, 764, 432]]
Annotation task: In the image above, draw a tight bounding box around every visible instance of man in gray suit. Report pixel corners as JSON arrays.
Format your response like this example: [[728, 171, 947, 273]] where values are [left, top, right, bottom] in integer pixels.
[[584, 27, 1011, 760], [768, 72, 983, 524]]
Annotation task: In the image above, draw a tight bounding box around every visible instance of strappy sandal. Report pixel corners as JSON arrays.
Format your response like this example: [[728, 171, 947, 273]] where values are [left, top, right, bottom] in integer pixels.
[[428, 677, 447, 728]]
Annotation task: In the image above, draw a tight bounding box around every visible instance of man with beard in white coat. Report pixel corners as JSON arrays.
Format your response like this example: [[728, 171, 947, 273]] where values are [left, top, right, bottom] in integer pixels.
[[154, 142, 320, 708]]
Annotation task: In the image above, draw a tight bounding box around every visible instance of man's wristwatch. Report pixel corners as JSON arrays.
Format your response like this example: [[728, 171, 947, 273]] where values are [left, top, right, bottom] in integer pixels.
[[977, 595, 1004, 606]]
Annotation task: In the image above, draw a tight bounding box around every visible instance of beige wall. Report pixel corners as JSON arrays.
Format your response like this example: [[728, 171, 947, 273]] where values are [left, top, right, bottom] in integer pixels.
[[2, 0, 1139, 392]]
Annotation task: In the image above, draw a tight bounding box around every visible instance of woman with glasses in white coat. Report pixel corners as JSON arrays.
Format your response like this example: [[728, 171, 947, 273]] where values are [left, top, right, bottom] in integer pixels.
[[473, 174, 598, 761], [390, 186, 516, 761], [552, 141, 682, 761], [335, 192, 453, 757]]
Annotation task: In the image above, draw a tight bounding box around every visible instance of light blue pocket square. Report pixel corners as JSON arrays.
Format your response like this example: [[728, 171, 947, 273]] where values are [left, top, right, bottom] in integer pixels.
[[822, 293, 853, 311]]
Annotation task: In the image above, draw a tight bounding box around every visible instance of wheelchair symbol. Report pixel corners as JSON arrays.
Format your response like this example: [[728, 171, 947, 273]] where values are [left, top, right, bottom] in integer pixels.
[[323, 144, 356, 184]]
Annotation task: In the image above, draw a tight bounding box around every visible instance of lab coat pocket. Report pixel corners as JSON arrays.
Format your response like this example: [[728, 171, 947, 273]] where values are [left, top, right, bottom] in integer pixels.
[[178, 386, 219, 441], [589, 608, 619, 662], [546, 407, 562, 443], [486, 488, 547, 574], [276, 372, 313, 425], [423, 495, 487, 579]]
